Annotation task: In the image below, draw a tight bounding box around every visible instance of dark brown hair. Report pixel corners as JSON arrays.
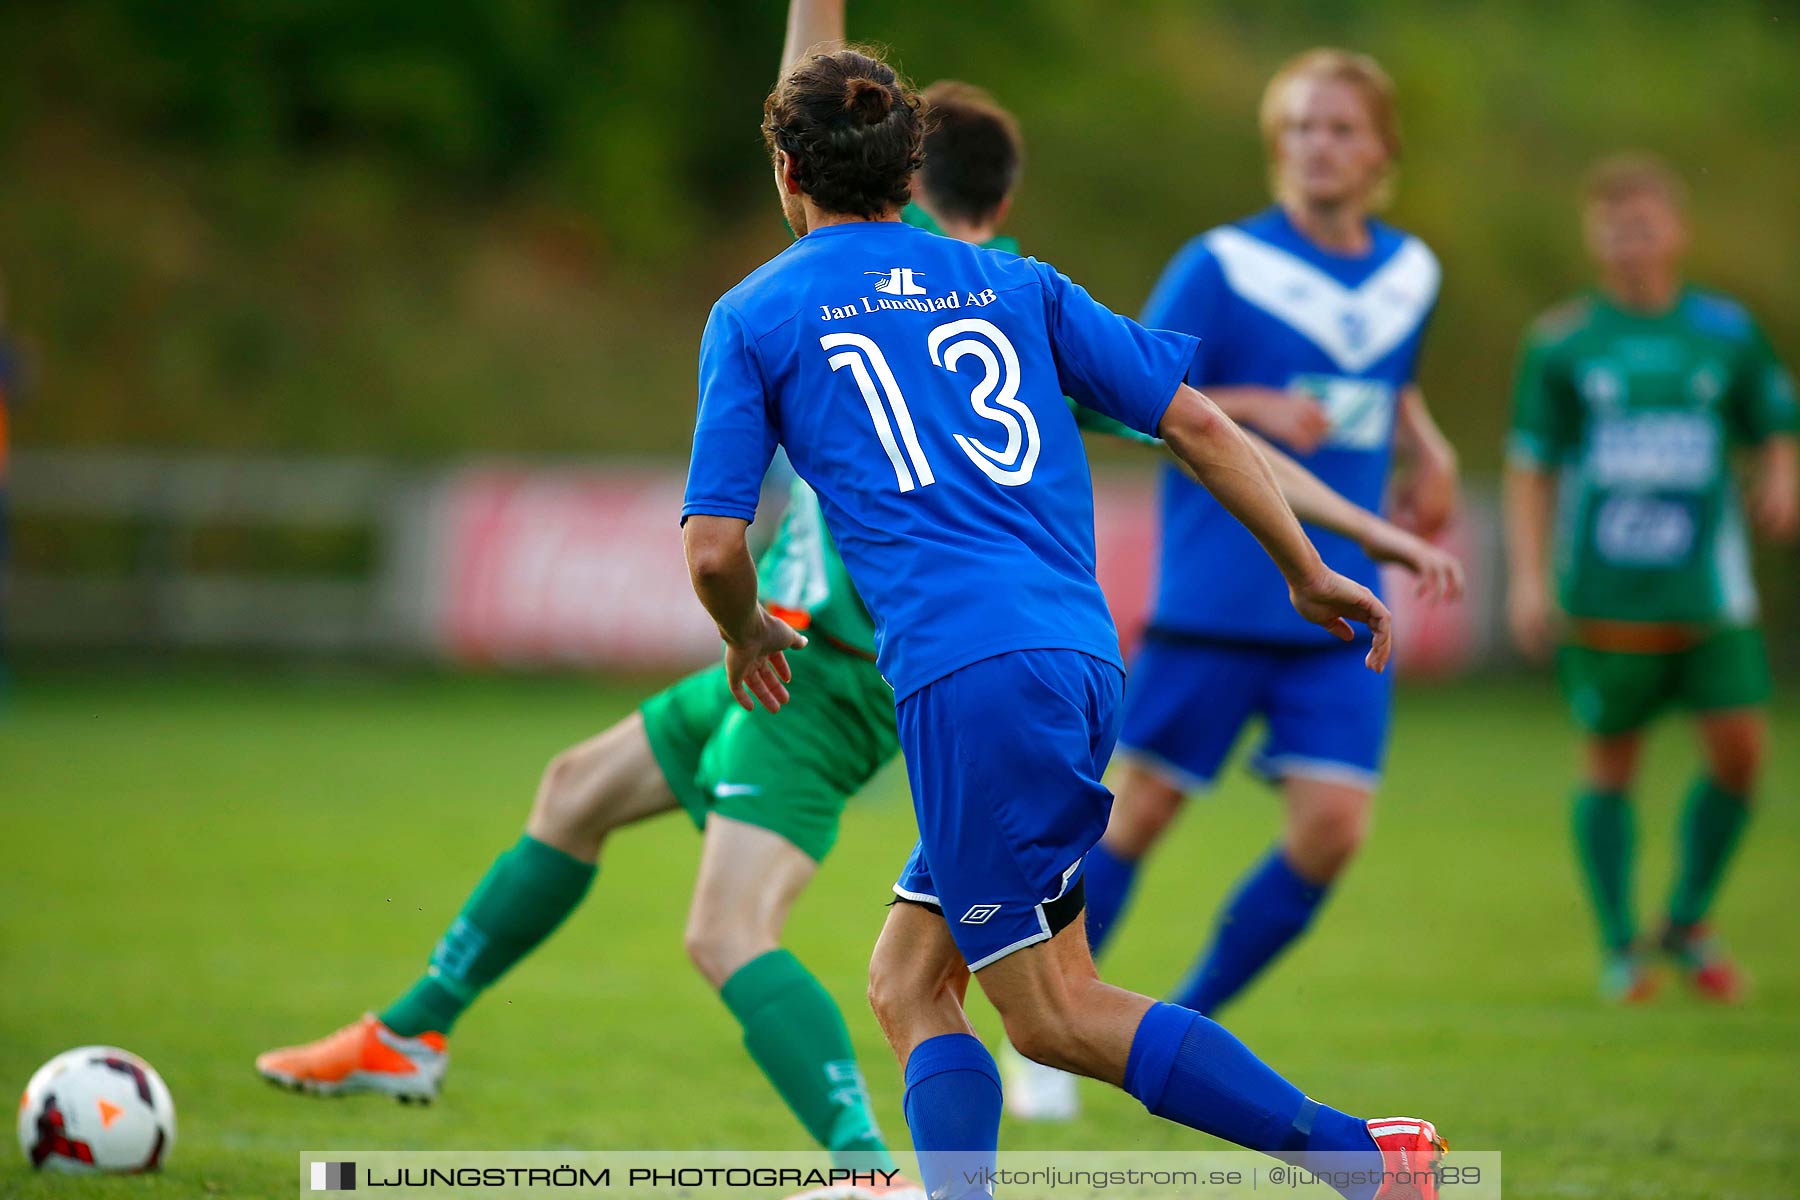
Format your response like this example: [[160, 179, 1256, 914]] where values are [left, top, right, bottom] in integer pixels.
[[917, 80, 1024, 225], [763, 47, 927, 219]]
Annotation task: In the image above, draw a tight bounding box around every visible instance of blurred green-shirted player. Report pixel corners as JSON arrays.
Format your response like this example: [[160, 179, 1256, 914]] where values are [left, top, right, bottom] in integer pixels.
[[1505, 154, 1799, 1004]]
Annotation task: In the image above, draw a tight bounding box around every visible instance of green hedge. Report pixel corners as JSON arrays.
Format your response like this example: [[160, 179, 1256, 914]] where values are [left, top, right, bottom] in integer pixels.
[[1, 0, 1795, 474]]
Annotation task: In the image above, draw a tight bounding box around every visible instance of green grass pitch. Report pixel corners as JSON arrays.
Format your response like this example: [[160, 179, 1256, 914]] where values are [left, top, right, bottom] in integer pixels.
[[3, 665, 1797, 1198]]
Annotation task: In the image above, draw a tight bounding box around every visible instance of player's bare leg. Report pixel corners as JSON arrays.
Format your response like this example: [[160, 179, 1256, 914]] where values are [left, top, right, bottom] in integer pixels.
[[1657, 708, 1762, 1002], [683, 813, 816, 988], [527, 713, 685, 861], [1106, 764, 1190, 858], [1077, 761, 1189, 953], [1280, 776, 1371, 884], [1583, 729, 1642, 794], [866, 905, 997, 1199], [254, 713, 677, 1100], [979, 917, 1154, 1083], [1695, 708, 1764, 797], [1003, 763, 1185, 1121], [1044, 759, 1185, 988], [867, 901, 977, 1065]]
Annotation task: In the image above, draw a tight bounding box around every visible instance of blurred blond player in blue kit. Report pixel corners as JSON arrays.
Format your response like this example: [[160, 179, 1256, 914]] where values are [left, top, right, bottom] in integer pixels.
[[1010, 53, 1462, 1126]]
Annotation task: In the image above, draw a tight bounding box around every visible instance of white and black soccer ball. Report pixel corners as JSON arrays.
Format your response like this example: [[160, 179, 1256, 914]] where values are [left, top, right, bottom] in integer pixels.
[[17, 1046, 176, 1173]]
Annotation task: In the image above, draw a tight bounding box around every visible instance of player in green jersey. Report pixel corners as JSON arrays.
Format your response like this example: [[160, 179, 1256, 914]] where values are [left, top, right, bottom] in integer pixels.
[[1505, 153, 1799, 1004], [255, 7, 1460, 1178], [255, 470, 912, 1171]]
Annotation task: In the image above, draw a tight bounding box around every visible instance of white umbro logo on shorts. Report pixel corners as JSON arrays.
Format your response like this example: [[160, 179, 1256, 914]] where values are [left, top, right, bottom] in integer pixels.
[[960, 904, 1002, 925], [713, 782, 762, 797]]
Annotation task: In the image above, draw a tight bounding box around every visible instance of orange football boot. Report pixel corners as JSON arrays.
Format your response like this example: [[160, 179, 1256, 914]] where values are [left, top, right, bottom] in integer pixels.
[[255, 1014, 447, 1102]]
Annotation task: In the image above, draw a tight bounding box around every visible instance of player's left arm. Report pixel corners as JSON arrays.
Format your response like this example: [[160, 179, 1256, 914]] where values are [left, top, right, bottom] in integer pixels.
[[1153, 425, 1461, 601], [1389, 384, 1461, 538], [1245, 431, 1464, 603], [1158, 386, 1392, 670], [1734, 325, 1800, 543], [1750, 437, 1798, 543], [1089, 403, 1456, 595]]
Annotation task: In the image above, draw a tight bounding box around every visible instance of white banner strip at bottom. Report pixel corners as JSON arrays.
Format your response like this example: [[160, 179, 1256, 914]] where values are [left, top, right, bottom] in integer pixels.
[[299, 1149, 1502, 1198]]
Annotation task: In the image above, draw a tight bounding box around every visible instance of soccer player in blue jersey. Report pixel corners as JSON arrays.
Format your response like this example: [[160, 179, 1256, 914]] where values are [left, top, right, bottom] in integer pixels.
[[1072, 48, 1463, 1036], [682, 45, 1444, 1200]]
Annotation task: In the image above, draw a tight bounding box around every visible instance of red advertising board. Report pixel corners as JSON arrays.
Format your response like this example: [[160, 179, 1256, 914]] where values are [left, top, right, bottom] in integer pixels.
[[429, 467, 1482, 676], [435, 468, 720, 667]]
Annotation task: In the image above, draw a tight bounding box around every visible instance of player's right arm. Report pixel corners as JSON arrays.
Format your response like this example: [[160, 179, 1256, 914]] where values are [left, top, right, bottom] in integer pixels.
[[1160, 427, 1461, 601], [1501, 327, 1571, 660], [684, 516, 807, 713], [1502, 464, 1558, 660], [682, 303, 807, 712]]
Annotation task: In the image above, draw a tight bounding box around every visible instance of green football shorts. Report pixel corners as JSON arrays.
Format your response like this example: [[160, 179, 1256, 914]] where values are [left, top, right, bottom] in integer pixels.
[[1557, 625, 1771, 737], [638, 643, 899, 863]]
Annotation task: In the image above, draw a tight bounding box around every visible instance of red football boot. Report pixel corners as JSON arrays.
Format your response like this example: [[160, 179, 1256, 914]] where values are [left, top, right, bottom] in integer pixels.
[[1659, 923, 1746, 1003], [1366, 1116, 1447, 1200]]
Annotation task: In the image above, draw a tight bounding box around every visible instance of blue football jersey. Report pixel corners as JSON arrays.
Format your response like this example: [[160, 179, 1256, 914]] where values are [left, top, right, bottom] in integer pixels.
[[683, 220, 1198, 699], [1142, 207, 1440, 643]]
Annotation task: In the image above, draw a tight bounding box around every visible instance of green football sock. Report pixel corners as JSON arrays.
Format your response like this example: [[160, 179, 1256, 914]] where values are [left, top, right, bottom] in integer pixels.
[[720, 950, 894, 1171], [1668, 777, 1751, 928], [1572, 788, 1636, 952], [380, 834, 597, 1037]]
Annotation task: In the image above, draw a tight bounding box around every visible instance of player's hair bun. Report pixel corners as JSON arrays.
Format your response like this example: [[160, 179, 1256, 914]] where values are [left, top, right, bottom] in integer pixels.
[[843, 76, 894, 124], [762, 47, 926, 218]]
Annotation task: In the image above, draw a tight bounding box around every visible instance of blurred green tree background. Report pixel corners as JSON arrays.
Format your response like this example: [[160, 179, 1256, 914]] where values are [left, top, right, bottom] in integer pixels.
[[1, 0, 1796, 467]]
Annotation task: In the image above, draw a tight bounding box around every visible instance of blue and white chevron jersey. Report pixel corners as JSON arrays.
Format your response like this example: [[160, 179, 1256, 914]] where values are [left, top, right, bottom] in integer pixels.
[[1142, 206, 1440, 642]]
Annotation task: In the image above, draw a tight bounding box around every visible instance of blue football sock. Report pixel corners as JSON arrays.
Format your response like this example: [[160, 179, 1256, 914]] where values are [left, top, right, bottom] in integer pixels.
[[1081, 840, 1141, 958], [1125, 1003, 1378, 1200], [901, 1034, 1001, 1200], [1171, 846, 1327, 1016]]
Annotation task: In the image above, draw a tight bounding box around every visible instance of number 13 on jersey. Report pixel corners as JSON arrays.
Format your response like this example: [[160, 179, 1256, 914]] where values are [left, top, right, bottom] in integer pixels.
[[822, 318, 1040, 490]]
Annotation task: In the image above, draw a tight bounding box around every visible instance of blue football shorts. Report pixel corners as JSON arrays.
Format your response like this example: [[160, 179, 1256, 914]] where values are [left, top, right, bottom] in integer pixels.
[[892, 648, 1123, 971], [1116, 631, 1392, 793]]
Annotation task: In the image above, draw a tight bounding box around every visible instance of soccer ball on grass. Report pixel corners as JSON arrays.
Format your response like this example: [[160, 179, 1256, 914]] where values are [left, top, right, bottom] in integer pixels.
[[17, 1046, 176, 1173]]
